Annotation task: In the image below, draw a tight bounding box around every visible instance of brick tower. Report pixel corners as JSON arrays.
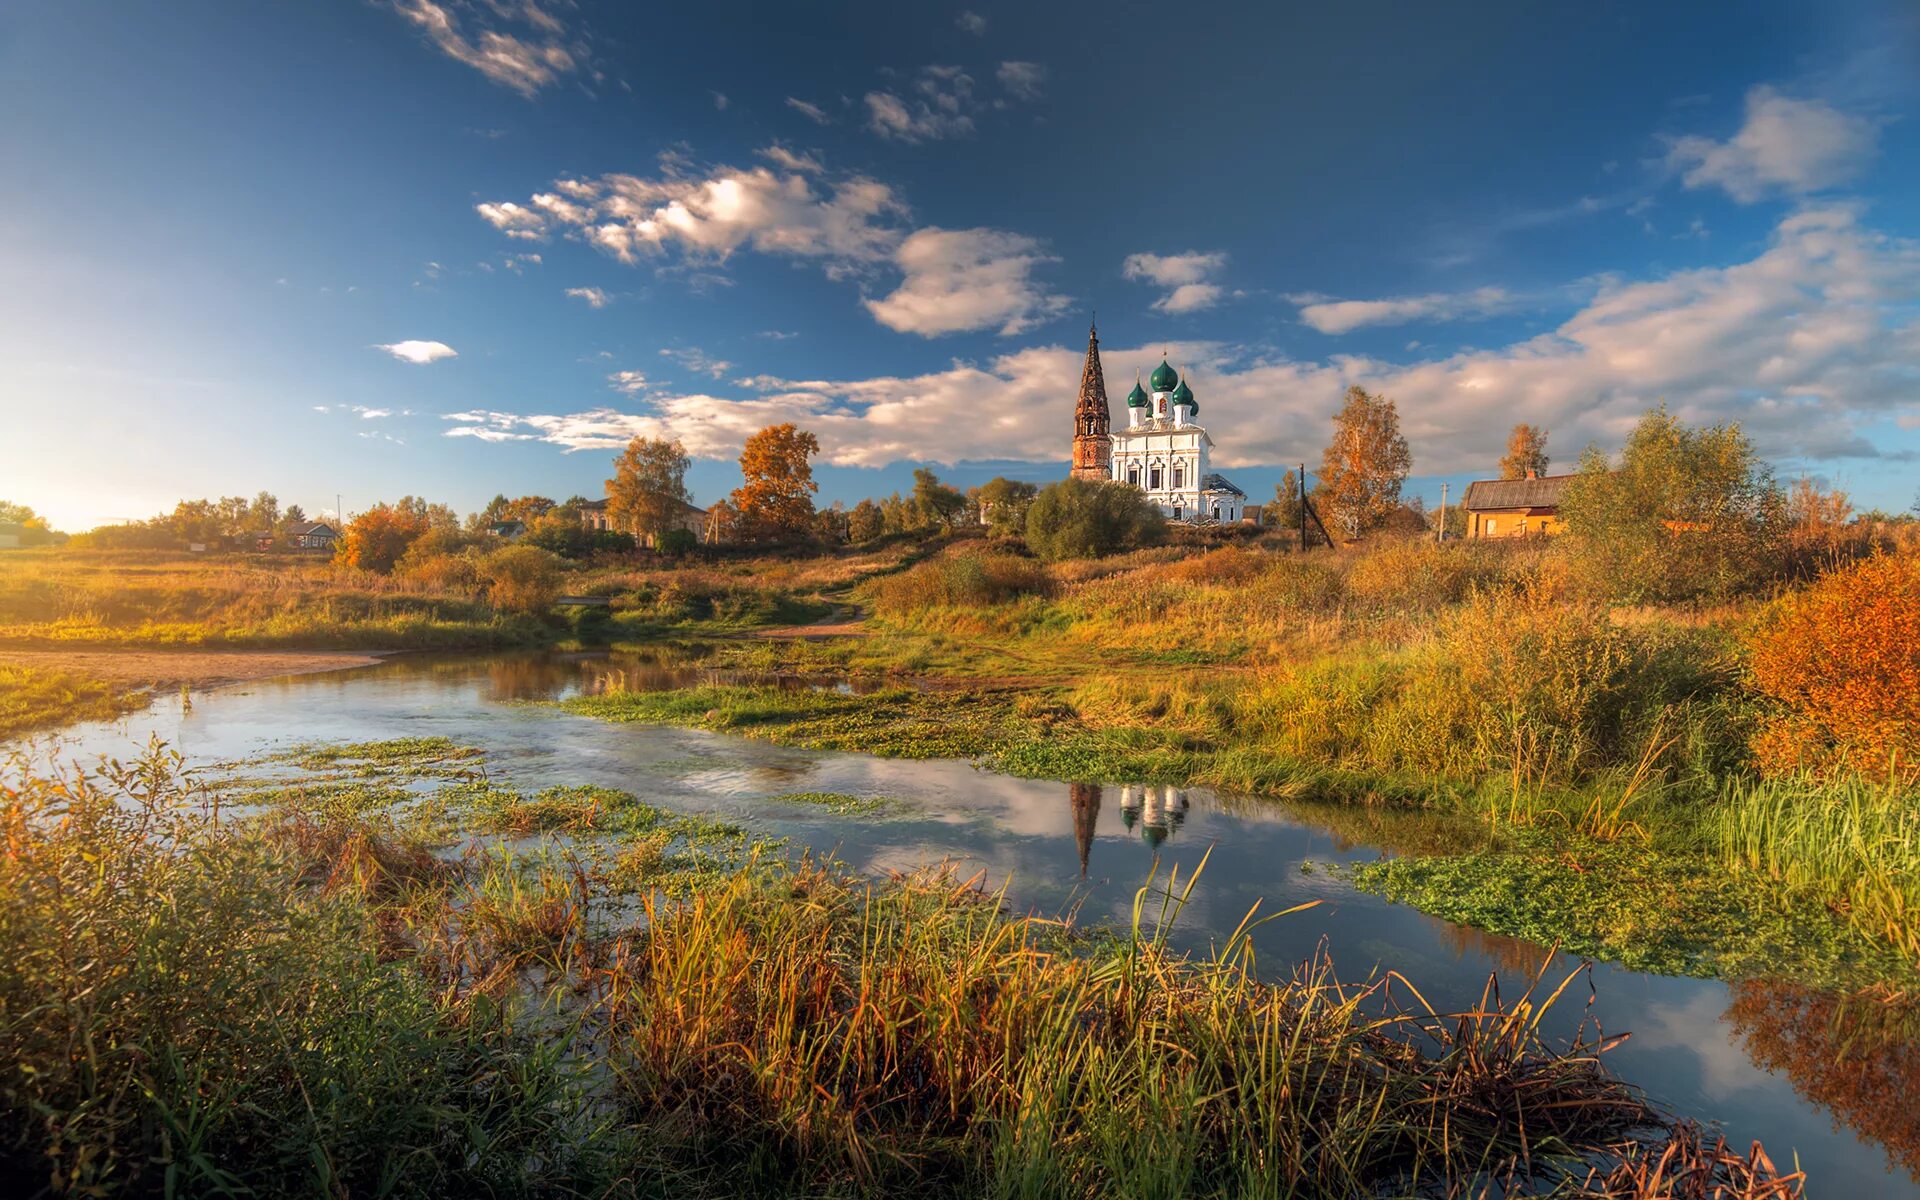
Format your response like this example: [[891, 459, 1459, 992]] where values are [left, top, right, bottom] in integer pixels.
[[1070, 319, 1111, 480]]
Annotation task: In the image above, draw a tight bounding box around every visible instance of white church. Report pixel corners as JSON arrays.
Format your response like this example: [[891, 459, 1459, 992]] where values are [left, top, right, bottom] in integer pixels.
[[1108, 359, 1247, 523], [1070, 321, 1247, 523]]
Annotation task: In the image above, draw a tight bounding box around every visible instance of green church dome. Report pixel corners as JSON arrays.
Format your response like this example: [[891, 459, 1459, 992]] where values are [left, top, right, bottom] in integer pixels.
[[1149, 360, 1178, 392], [1171, 379, 1195, 412], [1126, 376, 1149, 407]]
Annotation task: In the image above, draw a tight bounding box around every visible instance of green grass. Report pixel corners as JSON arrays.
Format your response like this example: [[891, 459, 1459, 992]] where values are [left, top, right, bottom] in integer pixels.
[[0, 664, 147, 739], [1350, 832, 1917, 987], [1716, 773, 1920, 961], [767, 790, 903, 815], [0, 746, 1805, 1198]]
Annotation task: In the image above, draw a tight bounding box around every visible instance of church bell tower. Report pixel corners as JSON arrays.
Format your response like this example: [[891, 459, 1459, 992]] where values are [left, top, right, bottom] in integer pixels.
[[1070, 319, 1111, 480]]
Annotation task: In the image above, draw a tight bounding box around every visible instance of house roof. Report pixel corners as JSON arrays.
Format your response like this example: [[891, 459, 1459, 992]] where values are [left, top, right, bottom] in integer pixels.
[[1461, 473, 1576, 511], [1200, 473, 1245, 498], [579, 498, 610, 511], [289, 521, 336, 536]]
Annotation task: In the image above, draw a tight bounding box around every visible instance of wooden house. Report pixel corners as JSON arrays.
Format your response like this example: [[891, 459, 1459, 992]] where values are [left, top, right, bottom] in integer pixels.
[[1461, 471, 1574, 538]]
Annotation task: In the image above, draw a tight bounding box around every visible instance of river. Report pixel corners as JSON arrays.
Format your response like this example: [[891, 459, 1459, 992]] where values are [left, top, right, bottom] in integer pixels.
[[10, 648, 1915, 1194]]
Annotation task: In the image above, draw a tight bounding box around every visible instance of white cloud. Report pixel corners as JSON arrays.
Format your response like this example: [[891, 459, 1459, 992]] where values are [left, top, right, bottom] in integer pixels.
[[1123, 251, 1230, 313], [757, 143, 824, 174], [387, 0, 581, 97], [476, 200, 547, 239], [786, 97, 831, 124], [448, 208, 1920, 475], [1665, 86, 1879, 203], [710, 90, 729, 110], [608, 370, 648, 394], [479, 161, 906, 267], [660, 347, 732, 378], [376, 340, 458, 364], [865, 227, 1069, 336], [1156, 284, 1225, 314], [865, 66, 977, 143], [1296, 286, 1517, 334], [565, 286, 611, 307], [996, 61, 1046, 101], [956, 11, 987, 35], [479, 151, 1065, 337]]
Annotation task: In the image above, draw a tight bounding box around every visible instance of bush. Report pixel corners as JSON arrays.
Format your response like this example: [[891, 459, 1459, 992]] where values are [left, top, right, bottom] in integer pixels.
[[1557, 407, 1786, 602], [1748, 553, 1920, 779], [481, 545, 563, 615], [655, 527, 696, 556], [334, 504, 430, 574], [1024, 478, 1165, 561], [868, 550, 1052, 614]]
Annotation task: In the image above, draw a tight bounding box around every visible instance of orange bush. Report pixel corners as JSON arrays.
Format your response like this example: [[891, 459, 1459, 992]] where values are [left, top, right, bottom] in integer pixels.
[[1748, 553, 1920, 778]]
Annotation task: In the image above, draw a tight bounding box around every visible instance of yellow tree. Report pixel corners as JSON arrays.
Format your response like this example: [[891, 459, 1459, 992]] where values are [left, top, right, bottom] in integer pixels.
[[1317, 386, 1411, 540], [1499, 424, 1550, 479], [606, 436, 692, 546], [730, 424, 820, 543]]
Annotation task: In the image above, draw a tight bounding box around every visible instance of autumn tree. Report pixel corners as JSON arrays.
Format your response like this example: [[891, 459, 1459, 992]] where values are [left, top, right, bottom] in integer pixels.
[[501, 496, 556, 524], [730, 423, 820, 543], [847, 499, 883, 543], [1268, 470, 1304, 531], [971, 477, 1038, 537], [606, 436, 693, 547], [335, 502, 430, 573], [1499, 424, 1550, 480], [1317, 386, 1412, 540], [912, 468, 967, 529], [1559, 405, 1786, 601], [0, 501, 57, 545], [1785, 475, 1852, 552]]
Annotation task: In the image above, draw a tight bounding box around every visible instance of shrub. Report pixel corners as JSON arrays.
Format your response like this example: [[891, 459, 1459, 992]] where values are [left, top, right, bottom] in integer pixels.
[[481, 544, 563, 615], [655, 526, 696, 556], [334, 503, 430, 573], [1748, 553, 1920, 779], [868, 549, 1051, 614], [1557, 406, 1786, 602], [1024, 478, 1165, 561]]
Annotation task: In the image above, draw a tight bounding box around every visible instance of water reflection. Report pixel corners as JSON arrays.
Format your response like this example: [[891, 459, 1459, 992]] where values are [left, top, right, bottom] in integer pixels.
[[463, 648, 889, 704], [1117, 784, 1191, 850], [1729, 979, 1920, 1180]]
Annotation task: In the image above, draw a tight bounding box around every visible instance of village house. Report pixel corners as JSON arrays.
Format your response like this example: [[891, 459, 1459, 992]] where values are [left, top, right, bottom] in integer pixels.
[[1461, 471, 1573, 538], [576, 497, 712, 547], [286, 520, 339, 551]]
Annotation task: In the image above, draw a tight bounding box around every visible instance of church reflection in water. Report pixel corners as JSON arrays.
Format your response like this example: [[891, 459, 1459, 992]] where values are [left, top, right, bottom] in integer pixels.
[[1067, 782, 1192, 877]]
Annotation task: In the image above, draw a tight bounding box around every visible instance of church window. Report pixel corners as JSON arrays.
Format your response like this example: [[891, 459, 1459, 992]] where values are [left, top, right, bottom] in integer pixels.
[[1127, 465, 1139, 486], [1149, 466, 1162, 490], [1173, 506, 1182, 520], [1212, 504, 1220, 520], [1173, 465, 1185, 490]]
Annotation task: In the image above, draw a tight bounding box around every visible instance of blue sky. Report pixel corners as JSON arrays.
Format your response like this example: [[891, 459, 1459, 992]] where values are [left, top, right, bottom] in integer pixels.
[[5, 0, 1918, 530]]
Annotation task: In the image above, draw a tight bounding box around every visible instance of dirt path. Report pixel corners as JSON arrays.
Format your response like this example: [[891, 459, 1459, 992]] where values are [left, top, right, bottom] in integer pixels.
[[755, 603, 867, 640], [0, 647, 388, 693]]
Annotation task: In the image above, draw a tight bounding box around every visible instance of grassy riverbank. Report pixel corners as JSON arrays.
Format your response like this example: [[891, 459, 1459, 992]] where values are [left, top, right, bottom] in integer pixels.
[[562, 538, 1920, 988], [0, 744, 1803, 1198], [0, 665, 145, 740]]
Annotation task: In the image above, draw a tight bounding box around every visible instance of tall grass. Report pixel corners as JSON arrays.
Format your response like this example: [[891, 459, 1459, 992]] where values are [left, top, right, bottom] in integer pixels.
[[0, 664, 142, 739], [0, 745, 1806, 1197], [1717, 774, 1920, 961]]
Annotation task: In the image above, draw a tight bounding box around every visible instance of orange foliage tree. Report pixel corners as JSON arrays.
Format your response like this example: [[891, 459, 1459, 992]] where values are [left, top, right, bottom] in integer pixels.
[[1316, 386, 1411, 540], [1748, 553, 1920, 778], [1498, 423, 1549, 480], [729, 424, 819, 543], [334, 503, 430, 573]]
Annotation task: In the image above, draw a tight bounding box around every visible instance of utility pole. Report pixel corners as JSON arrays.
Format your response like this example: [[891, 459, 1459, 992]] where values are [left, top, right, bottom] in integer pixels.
[[1437, 482, 1448, 543], [1297, 463, 1307, 552]]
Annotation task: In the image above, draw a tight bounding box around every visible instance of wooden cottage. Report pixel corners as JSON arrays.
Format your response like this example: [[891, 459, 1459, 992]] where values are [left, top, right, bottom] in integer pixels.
[[1461, 471, 1574, 538]]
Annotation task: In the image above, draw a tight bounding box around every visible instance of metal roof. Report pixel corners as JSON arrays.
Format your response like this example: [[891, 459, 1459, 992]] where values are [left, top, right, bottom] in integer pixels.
[[1461, 473, 1575, 511]]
